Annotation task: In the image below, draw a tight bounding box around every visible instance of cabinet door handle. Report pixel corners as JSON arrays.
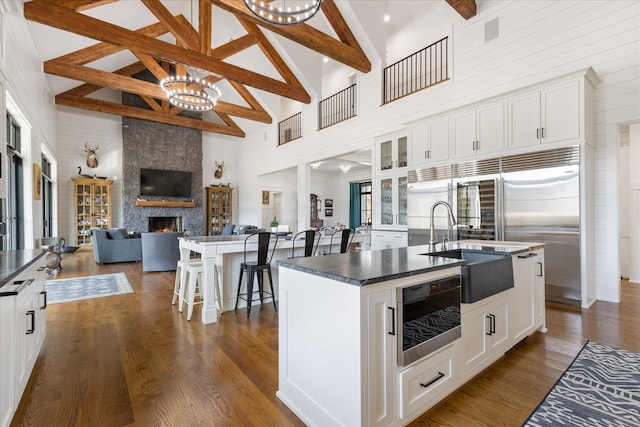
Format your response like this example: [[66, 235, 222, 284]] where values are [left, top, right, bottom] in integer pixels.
[[41, 290, 47, 310], [537, 128, 540, 139], [26, 310, 35, 335], [486, 314, 496, 335], [388, 306, 396, 336], [420, 372, 445, 388], [541, 127, 545, 138], [425, 150, 431, 159], [517, 253, 537, 259], [537, 262, 543, 277]]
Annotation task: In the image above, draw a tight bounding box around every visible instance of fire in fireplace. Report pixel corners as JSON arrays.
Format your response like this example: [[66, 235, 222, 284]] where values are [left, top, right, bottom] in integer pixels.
[[148, 216, 183, 232]]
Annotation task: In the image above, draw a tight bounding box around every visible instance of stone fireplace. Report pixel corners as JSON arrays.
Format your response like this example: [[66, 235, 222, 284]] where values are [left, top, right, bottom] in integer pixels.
[[120, 77, 204, 235], [148, 216, 183, 232]]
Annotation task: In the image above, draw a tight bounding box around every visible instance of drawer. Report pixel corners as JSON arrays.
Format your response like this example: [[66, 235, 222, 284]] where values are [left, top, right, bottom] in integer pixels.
[[398, 341, 458, 420]]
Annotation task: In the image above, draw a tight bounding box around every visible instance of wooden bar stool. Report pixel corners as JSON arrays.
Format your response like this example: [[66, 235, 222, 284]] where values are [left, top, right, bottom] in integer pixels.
[[172, 259, 202, 306], [181, 261, 205, 321]]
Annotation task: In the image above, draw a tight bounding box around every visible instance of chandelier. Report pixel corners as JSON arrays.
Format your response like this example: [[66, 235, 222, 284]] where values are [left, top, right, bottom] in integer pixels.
[[159, 72, 221, 111], [244, 0, 322, 25]]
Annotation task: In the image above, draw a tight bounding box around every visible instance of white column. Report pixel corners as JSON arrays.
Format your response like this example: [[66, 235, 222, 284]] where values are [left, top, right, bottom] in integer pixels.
[[629, 123, 640, 284]]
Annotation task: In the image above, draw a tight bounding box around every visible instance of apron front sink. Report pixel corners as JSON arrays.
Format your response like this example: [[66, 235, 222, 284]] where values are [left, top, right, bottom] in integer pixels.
[[423, 249, 514, 303]]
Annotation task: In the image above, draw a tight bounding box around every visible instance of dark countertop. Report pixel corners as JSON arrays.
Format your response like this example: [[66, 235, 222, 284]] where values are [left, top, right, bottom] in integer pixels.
[[276, 242, 531, 286], [0, 250, 47, 291]]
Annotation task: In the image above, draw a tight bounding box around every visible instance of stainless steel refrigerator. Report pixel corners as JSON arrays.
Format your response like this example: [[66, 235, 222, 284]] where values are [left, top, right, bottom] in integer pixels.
[[408, 145, 582, 305]]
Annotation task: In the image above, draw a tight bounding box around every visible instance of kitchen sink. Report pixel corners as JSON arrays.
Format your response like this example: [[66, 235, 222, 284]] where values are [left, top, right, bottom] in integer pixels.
[[423, 249, 514, 303]]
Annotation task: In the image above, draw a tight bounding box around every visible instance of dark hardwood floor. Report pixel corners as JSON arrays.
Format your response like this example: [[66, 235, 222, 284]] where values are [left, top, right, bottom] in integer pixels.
[[10, 248, 640, 426]]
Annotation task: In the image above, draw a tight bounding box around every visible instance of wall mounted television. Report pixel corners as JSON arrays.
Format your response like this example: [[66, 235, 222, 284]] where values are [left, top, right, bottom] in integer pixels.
[[140, 168, 192, 198]]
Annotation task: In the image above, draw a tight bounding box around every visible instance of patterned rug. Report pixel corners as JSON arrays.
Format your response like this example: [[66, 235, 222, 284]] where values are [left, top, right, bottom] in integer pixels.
[[523, 341, 640, 426], [46, 272, 134, 304]]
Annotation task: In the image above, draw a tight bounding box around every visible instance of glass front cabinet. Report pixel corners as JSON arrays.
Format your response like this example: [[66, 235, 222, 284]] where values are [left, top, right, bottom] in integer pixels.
[[374, 131, 408, 231], [72, 177, 112, 245], [205, 185, 233, 235]]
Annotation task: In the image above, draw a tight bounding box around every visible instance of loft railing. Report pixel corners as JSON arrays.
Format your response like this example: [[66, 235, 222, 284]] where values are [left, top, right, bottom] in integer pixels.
[[383, 36, 449, 104], [278, 112, 302, 145], [318, 83, 357, 130]]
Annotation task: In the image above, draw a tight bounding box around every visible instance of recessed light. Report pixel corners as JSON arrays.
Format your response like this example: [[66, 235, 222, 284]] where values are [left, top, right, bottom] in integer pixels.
[[383, 14, 390, 22], [323, 57, 329, 63]]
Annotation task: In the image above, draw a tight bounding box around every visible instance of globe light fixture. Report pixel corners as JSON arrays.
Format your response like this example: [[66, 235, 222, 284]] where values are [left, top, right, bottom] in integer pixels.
[[244, 0, 322, 25]]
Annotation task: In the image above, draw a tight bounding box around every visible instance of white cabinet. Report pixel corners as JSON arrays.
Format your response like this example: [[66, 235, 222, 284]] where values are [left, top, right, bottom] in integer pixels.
[[508, 80, 581, 149], [0, 254, 47, 427], [371, 230, 408, 250], [365, 288, 395, 427], [408, 117, 449, 167], [375, 132, 409, 230], [452, 101, 505, 159], [510, 249, 547, 344], [377, 132, 408, 174], [398, 341, 459, 421], [460, 291, 510, 379]]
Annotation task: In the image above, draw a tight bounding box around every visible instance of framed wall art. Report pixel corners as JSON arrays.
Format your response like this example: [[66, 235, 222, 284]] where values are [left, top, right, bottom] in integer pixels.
[[325, 208, 333, 217], [325, 199, 333, 208], [262, 190, 270, 205]]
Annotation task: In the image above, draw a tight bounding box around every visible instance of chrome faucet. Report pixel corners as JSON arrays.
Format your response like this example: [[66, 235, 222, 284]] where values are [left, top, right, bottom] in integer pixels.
[[429, 201, 457, 248]]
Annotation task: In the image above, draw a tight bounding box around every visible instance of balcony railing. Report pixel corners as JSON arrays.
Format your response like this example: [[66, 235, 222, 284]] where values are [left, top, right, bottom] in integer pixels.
[[278, 112, 302, 145], [318, 83, 357, 130], [383, 36, 449, 104]]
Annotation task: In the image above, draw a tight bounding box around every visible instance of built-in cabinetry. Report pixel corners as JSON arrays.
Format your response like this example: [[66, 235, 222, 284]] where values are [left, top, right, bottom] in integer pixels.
[[409, 116, 450, 165], [460, 291, 511, 378], [508, 80, 581, 149], [511, 250, 546, 343], [451, 101, 505, 159], [0, 77, 5, 201], [72, 178, 112, 245], [374, 131, 408, 232], [205, 185, 232, 235], [407, 68, 599, 170], [370, 230, 408, 250], [0, 253, 47, 427]]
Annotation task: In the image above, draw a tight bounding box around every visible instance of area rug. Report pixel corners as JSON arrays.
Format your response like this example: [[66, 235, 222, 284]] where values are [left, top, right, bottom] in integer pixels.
[[46, 272, 134, 304], [523, 341, 640, 426]]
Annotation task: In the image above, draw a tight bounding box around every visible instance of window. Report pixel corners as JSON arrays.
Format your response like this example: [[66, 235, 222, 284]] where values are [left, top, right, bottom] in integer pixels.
[[6, 113, 24, 249], [42, 154, 53, 238], [360, 181, 372, 225]]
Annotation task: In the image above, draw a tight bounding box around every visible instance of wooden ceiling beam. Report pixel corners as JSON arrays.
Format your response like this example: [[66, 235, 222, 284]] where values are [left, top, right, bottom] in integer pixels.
[[24, 0, 311, 103], [50, 0, 116, 12], [445, 0, 477, 19], [141, 0, 199, 51], [50, 20, 170, 65], [210, 34, 257, 58], [56, 94, 245, 137], [211, 0, 371, 73], [199, 0, 212, 55]]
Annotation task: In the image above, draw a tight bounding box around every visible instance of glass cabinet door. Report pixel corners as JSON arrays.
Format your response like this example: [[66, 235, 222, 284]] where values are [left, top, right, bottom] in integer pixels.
[[380, 178, 393, 225], [397, 176, 408, 226], [397, 136, 408, 168], [380, 140, 393, 171]]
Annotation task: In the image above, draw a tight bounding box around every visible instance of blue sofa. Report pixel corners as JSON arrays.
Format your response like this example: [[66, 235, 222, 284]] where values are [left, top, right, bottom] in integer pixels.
[[140, 231, 184, 272], [91, 228, 142, 264]]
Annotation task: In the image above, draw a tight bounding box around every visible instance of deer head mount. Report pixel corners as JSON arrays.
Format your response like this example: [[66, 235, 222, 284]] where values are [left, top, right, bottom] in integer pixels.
[[214, 161, 224, 179], [84, 142, 100, 168]]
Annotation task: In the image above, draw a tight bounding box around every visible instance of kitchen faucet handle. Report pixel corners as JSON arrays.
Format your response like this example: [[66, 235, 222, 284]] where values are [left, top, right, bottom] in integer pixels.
[[441, 234, 448, 250]]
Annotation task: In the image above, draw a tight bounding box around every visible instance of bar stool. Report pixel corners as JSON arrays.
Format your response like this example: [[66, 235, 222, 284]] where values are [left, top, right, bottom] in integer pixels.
[[235, 232, 279, 316], [181, 261, 205, 321], [290, 229, 320, 258], [329, 228, 354, 254], [172, 259, 202, 306]]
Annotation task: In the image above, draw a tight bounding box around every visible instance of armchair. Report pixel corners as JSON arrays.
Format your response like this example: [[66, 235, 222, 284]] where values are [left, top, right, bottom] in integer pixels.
[[91, 228, 142, 264]]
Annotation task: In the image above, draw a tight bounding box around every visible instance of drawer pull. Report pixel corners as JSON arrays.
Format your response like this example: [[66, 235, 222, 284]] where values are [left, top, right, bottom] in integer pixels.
[[41, 290, 47, 310], [26, 310, 35, 335], [388, 306, 396, 336], [420, 372, 445, 388]]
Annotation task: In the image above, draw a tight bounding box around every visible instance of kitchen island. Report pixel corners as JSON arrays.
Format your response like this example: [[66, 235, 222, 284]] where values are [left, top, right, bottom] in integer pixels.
[[178, 232, 370, 324], [276, 241, 546, 427]]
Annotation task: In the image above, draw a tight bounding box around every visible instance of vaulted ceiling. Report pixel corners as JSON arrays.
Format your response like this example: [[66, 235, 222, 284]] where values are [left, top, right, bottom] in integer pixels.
[[23, 0, 475, 138]]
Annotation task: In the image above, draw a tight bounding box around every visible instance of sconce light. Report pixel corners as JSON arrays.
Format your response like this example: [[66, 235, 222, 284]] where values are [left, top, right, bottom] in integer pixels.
[[339, 164, 352, 174], [310, 162, 322, 170]]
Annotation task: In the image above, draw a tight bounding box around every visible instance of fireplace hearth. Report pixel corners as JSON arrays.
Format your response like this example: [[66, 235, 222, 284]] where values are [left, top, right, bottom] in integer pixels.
[[149, 216, 182, 232]]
